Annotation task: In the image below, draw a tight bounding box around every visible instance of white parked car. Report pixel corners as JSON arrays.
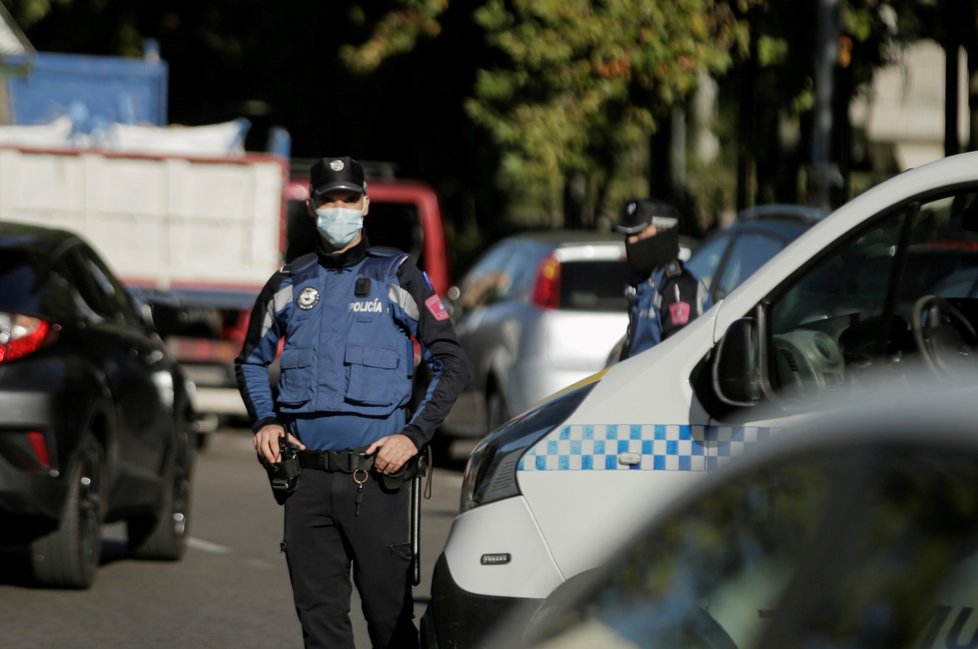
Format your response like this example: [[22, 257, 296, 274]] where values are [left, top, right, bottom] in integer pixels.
[[440, 231, 631, 445], [422, 152, 978, 649]]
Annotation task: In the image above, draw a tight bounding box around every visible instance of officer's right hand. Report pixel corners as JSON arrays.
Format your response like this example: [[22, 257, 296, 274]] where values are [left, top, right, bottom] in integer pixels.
[[254, 424, 305, 464]]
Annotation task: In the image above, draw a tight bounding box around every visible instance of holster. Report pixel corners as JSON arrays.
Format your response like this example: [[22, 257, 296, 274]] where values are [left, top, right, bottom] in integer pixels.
[[262, 439, 302, 505]]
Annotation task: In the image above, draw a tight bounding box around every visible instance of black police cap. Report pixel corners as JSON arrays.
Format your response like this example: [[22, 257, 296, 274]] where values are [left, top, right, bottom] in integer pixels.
[[615, 198, 679, 235], [310, 156, 366, 199]]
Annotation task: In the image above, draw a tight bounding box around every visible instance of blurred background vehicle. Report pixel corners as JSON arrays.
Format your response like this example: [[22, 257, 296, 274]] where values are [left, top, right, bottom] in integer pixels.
[[487, 379, 978, 649], [439, 231, 632, 452], [685, 203, 830, 302], [0, 221, 196, 589]]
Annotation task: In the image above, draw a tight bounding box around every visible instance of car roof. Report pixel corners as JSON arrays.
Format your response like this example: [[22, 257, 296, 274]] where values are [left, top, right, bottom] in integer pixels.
[[503, 229, 624, 247], [0, 220, 80, 258], [703, 212, 816, 243], [737, 203, 831, 224]]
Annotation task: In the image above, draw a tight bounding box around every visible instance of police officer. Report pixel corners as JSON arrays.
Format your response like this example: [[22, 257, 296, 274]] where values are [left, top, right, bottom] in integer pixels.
[[615, 198, 712, 360], [235, 156, 469, 649]]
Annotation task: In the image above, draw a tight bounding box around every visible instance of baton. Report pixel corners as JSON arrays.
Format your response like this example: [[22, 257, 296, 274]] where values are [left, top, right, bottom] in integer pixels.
[[410, 470, 422, 586]]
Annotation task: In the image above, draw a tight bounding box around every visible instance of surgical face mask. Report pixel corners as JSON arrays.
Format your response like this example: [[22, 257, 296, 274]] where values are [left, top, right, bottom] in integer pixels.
[[315, 207, 363, 247]]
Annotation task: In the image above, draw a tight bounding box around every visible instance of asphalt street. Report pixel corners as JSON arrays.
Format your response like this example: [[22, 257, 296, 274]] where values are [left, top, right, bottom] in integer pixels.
[[0, 427, 472, 648]]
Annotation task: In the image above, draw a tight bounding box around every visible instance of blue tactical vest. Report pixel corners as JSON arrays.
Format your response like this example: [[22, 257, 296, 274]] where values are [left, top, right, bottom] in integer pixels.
[[624, 261, 711, 359], [275, 248, 414, 418], [625, 268, 668, 357]]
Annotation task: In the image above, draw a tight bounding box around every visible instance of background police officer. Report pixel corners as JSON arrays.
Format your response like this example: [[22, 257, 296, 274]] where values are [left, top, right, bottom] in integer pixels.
[[615, 198, 713, 360], [235, 156, 469, 649]]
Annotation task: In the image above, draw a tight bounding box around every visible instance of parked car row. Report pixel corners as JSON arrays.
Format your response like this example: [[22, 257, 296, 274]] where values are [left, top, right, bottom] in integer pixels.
[[423, 151, 978, 649], [0, 222, 196, 588]]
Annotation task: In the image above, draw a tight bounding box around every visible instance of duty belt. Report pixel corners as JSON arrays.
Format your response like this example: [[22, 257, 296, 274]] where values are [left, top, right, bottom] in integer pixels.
[[298, 448, 374, 473]]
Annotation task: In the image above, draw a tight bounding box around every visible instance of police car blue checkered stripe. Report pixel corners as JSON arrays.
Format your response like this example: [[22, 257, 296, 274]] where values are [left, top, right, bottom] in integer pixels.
[[517, 424, 774, 471]]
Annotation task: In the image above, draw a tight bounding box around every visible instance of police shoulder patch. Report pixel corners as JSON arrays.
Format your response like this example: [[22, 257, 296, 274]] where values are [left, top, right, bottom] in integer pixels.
[[297, 286, 320, 310], [425, 294, 449, 321]]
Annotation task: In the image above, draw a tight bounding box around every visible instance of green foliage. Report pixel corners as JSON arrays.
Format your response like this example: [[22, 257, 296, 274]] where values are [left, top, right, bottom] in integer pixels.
[[344, 0, 753, 224], [466, 0, 751, 198], [340, 0, 448, 74]]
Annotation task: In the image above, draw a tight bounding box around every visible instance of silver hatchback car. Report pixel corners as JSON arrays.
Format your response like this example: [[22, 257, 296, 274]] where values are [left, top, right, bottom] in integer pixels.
[[440, 231, 630, 445]]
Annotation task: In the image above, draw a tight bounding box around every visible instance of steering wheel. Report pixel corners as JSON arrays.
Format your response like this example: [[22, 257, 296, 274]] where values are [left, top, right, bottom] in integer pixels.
[[911, 295, 978, 376]]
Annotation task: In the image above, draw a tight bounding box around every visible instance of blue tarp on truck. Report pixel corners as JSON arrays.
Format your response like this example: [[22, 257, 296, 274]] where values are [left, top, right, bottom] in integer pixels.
[[5, 48, 167, 130]]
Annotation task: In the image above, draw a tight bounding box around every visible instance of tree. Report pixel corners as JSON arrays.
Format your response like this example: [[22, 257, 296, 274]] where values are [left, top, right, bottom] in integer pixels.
[[345, 0, 753, 229]]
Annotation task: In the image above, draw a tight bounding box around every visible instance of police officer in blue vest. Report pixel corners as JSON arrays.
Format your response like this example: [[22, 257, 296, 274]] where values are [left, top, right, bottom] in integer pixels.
[[236, 156, 469, 649], [615, 198, 712, 360]]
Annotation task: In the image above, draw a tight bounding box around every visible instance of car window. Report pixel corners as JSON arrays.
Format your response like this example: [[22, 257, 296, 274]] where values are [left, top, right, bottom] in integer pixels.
[[714, 233, 785, 299], [559, 259, 630, 311], [0, 252, 43, 313], [507, 242, 545, 298], [457, 241, 518, 311], [524, 440, 978, 649], [685, 234, 731, 291], [364, 201, 425, 270], [65, 246, 140, 327], [765, 189, 978, 398]]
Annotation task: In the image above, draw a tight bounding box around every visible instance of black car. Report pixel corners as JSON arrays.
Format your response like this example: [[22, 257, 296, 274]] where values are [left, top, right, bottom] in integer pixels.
[[0, 222, 195, 588], [686, 203, 830, 301]]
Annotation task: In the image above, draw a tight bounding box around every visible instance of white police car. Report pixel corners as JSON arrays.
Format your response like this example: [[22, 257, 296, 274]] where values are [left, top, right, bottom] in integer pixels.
[[483, 375, 978, 649], [422, 150, 978, 649]]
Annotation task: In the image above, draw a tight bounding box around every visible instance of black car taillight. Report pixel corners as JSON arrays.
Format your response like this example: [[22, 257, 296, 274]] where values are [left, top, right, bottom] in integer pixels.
[[531, 255, 561, 309], [0, 312, 58, 363]]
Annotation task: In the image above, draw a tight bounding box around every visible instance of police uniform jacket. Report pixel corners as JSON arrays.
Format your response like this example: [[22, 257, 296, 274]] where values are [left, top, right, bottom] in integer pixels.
[[235, 236, 469, 451], [622, 259, 713, 360]]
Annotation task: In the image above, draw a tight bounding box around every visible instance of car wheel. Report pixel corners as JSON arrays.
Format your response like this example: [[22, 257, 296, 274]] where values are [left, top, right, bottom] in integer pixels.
[[486, 388, 510, 435], [127, 431, 193, 560], [30, 437, 103, 589]]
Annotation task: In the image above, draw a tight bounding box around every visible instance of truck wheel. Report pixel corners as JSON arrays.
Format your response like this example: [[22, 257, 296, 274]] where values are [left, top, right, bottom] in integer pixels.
[[128, 432, 193, 560], [30, 438, 103, 589]]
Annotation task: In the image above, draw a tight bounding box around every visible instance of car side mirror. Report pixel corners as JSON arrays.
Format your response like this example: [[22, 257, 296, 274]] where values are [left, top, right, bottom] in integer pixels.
[[713, 317, 762, 407]]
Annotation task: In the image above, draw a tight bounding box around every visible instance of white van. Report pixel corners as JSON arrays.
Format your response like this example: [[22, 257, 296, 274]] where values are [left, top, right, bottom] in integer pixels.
[[422, 151, 978, 649]]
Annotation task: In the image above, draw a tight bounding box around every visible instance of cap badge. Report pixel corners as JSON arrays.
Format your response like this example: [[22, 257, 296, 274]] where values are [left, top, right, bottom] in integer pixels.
[[297, 287, 320, 310], [330, 160, 345, 171]]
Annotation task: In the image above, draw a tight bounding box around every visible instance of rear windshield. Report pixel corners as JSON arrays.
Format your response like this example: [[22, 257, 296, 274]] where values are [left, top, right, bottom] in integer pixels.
[[0, 254, 43, 312], [559, 259, 630, 311]]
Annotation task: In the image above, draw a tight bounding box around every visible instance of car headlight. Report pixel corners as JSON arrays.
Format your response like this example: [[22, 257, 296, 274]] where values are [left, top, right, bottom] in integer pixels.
[[459, 381, 598, 512]]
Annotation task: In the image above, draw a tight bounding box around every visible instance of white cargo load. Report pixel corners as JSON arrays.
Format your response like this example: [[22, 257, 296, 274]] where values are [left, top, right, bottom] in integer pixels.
[[0, 145, 285, 294]]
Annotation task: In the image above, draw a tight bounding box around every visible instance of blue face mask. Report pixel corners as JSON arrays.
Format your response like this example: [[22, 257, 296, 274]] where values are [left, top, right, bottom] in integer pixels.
[[315, 207, 364, 247]]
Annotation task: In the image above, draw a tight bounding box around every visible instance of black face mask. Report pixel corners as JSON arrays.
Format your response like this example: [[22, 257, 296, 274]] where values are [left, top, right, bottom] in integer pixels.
[[625, 226, 680, 277]]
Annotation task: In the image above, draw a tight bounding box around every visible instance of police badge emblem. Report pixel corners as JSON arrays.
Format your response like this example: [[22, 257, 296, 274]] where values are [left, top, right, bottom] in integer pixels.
[[297, 287, 320, 310], [330, 159, 344, 171]]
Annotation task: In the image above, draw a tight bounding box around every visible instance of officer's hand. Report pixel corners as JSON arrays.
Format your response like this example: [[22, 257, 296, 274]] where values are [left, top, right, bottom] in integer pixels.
[[254, 424, 305, 464], [367, 434, 418, 474]]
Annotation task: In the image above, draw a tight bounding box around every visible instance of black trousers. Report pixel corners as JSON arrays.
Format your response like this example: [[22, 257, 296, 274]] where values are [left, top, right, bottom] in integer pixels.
[[284, 468, 418, 649]]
